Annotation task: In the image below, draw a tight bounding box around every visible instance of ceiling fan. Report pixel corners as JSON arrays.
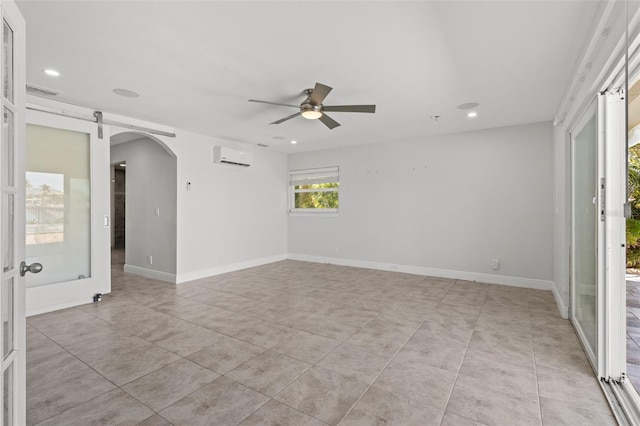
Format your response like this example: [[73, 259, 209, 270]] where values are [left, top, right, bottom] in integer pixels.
[[249, 82, 376, 129]]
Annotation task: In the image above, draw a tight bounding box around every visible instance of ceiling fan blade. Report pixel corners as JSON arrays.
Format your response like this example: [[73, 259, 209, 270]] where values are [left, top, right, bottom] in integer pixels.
[[249, 99, 299, 108], [270, 112, 301, 125], [322, 105, 376, 113], [309, 83, 332, 105], [319, 113, 341, 129]]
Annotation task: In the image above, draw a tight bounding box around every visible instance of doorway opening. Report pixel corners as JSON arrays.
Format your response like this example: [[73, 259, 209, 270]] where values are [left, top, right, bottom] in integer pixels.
[[109, 131, 177, 283], [111, 162, 126, 267]]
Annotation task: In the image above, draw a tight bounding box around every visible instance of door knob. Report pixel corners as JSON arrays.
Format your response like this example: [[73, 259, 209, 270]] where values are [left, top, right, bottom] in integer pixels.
[[20, 261, 43, 277]]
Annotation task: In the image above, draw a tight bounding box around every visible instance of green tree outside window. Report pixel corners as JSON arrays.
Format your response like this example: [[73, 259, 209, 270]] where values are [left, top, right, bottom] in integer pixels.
[[294, 183, 339, 209]]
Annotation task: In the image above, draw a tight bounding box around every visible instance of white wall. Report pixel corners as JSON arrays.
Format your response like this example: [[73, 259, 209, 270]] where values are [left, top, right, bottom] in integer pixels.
[[110, 128, 289, 284], [111, 137, 177, 279], [26, 96, 289, 289], [167, 130, 288, 283], [288, 121, 554, 288]]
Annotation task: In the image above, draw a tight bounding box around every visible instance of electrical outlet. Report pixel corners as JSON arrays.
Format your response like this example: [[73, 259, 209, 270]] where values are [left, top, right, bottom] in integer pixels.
[[148, 255, 153, 265], [491, 259, 500, 270], [155, 208, 160, 216], [333, 246, 339, 255]]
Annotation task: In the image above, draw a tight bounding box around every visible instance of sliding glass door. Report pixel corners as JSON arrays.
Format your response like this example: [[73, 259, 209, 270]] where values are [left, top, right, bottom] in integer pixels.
[[571, 101, 599, 366], [570, 91, 627, 424]]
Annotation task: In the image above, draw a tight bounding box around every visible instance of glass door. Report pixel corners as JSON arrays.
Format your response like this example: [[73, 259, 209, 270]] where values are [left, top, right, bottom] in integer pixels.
[[0, 2, 26, 425], [571, 100, 600, 367], [26, 125, 92, 286], [24, 111, 110, 316], [570, 91, 627, 389]]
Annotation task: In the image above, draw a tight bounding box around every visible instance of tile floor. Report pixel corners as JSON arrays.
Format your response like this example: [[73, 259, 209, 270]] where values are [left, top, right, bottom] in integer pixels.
[[26, 256, 616, 425]]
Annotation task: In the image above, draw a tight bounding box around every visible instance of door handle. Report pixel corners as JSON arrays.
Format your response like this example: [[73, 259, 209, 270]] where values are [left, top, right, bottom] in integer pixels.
[[20, 261, 43, 277]]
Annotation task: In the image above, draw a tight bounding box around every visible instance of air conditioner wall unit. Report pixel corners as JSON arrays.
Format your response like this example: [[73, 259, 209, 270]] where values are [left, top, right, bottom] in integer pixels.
[[213, 146, 253, 167]]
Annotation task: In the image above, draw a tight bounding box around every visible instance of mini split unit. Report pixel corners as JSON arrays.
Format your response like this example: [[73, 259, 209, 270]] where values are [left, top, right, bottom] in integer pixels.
[[213, 146, 253, 167]]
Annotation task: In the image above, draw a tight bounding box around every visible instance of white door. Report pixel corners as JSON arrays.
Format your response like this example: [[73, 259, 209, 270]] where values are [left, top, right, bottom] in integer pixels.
[[598, 90, 626, 382], [24, 110, 110, 316], [0, 1, 26, 425], [570, 91, 627, 383]]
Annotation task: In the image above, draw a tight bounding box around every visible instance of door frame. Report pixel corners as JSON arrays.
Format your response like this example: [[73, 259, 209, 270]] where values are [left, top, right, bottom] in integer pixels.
[[0, 1, 26, 424]]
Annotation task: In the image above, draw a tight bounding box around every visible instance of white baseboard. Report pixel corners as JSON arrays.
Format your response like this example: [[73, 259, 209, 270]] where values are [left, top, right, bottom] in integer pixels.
[[176, 253, 287, 284], [287, 253, 554, 291], [124, 264, 177, 283], [551, 282, 570, 319]]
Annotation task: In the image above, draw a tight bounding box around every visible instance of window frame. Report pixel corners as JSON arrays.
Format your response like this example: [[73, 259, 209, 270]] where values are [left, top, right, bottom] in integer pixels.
[[288, 166, 339, 214]]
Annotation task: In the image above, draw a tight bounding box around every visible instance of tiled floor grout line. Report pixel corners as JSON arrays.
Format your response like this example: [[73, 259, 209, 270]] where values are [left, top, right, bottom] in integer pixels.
[[531, 333, 545, 426], [438, 319, 475, 425], [256, 314, 381, 426], [268, 382, 328, 426], [526, 297, 546, 426], [334, 320, 425, 425]]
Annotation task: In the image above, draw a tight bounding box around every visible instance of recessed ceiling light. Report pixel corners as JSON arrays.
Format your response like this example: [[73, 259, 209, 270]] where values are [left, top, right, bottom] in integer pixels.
[[457, 102, 479, 110], [467, 112, 478, 118], [43, 69, 59, 77], [119, 163, 126, 167], [113, 88, 140, 98], [291, 140, 297, 145]]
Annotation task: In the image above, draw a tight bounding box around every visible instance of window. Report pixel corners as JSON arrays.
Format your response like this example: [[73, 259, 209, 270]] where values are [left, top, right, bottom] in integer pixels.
[[289, 167, 339, 213]]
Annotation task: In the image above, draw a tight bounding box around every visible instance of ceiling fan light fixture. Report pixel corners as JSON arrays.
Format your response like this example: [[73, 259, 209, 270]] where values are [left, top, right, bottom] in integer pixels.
[[301, 110, 323, 120]]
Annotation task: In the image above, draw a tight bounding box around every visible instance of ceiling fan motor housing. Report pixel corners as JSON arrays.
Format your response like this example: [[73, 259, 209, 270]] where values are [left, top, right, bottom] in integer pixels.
[[301, 100, 322, 113]]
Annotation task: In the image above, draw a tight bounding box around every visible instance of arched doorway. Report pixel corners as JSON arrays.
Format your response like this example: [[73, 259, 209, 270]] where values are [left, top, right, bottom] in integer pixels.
[[109, 131, 178, 282]]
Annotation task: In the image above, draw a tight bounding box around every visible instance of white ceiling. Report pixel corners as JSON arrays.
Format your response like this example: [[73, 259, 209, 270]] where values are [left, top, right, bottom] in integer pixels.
[[16, 1, 600, 153]]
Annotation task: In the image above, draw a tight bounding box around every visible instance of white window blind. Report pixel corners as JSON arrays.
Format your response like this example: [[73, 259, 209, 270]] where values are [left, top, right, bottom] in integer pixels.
[[289, 166, 339, 186]]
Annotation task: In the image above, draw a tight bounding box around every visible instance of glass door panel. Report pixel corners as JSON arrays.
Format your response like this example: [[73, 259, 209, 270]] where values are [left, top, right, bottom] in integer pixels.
[[2, 108, 13, 188], [572, 105, 598, 360], [2, 277, 13, 359], [1, 195, 12, 274], [2, 18, 12, 103], [25, 124, 91, 287]]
